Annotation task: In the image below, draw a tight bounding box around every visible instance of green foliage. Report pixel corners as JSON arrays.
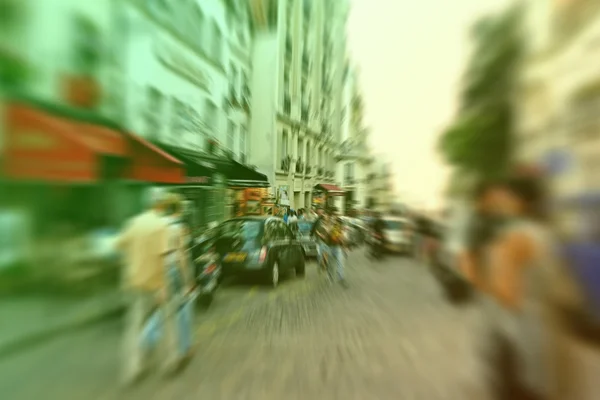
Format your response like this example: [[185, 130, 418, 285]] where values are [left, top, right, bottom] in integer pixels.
[[438, 4, 524, 179]]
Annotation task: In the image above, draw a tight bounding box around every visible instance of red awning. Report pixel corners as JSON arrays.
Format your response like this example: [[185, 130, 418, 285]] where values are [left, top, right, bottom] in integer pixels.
[[2, 104, 116, 183], [76, 123, 127, 156], [317, 184, 345, 196], [126, 134, 185, 184]]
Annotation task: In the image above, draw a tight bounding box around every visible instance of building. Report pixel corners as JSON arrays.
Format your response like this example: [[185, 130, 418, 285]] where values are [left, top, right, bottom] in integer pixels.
[[117, 0, 268, 228], [369, 157, 395, 212], [517, 0, 600, 236], [335, 65, 374, 214], [0, 0, 269, 237], [248, 0, 351, 211]]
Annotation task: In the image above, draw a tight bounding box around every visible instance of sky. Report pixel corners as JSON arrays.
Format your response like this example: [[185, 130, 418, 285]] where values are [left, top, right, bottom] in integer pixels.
[[347, 0, 509, 210]]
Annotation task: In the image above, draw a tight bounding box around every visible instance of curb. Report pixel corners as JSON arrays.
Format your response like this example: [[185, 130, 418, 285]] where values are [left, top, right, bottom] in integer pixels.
[[0, 300, 125, 360]]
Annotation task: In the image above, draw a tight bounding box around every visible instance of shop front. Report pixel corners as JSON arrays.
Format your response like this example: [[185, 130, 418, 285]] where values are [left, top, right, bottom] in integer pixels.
[[0, 97, 186, 270]]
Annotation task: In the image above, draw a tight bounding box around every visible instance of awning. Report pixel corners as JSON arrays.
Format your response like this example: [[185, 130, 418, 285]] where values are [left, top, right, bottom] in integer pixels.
[[155, 145, 215, 186], [315, 184, 345, 196], [155, 144, 269, 187], [2, 103, 126, 183], [226, 160, 269, 188], [126, 134, 185, 184]]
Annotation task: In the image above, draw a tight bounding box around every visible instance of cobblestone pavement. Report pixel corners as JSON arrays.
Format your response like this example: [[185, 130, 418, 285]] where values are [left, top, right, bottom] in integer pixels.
[[0, 250, 490, 400]]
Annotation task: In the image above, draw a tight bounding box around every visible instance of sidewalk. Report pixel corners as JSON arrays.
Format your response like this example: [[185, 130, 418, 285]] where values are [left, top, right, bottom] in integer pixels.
[[0, 290, 124, 359]]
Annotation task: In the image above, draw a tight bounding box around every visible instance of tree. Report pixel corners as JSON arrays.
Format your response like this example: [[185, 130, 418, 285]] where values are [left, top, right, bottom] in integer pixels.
[[438, 5, 524, 179]]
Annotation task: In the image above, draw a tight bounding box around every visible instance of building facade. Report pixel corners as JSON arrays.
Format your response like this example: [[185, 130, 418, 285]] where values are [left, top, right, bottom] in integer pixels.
[[517, 0, 600, 236], [248, 0, 351, 211], [335, 65, 374, 214]]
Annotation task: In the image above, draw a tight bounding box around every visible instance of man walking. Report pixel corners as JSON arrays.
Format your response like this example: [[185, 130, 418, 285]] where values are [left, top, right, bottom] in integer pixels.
[[117, 187, 177, 385], [327, 209, 349, 288]]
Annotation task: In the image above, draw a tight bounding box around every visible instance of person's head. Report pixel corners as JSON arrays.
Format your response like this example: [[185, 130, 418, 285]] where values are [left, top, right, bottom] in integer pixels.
[[145, 187, 168, 213], [165, 193, 184, 217], [495, 175, 547, 220], [471, 179, 504, 214]]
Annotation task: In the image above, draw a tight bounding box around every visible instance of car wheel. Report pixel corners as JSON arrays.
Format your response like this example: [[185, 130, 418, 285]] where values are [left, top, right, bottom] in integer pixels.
[[296, 255, 306, 278], [265, 260, 280, 288]]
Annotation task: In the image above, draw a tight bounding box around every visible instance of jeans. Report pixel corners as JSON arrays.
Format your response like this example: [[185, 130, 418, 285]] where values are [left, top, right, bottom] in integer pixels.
[[122, 290, 177, 383], [167, 264, 192, 357], [329, 246, 345, 282], [317, 241, 330, 267]]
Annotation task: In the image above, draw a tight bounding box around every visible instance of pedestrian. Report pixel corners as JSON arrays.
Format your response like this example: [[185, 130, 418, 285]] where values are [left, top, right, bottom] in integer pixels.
[[327, 208, 349, 287], [311, 208, 330, 272], [164, 193, 195, 364], [116, 187, 177, 386], [482, 171, 585, 400], [283, 208, 289, 224], [458, 179, 506, 293], [288, 209, 298, 230]]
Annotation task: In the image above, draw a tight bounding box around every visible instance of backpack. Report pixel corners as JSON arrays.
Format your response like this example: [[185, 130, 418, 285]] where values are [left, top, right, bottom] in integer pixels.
[[329, 220, 344, 246]]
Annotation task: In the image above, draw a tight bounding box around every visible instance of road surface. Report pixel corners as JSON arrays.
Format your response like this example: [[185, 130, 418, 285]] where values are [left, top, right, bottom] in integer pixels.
[[0, 249, 489, 400]]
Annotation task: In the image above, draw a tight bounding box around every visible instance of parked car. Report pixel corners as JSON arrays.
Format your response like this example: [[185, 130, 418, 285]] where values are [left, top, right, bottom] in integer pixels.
[[209, 216, 305, 287], [380, 215, 415, 255], [297, 220, 318, 258]]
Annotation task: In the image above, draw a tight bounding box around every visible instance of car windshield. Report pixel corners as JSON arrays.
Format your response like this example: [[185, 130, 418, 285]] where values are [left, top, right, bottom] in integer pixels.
[[220, 220, 263, 240], [384, 220, 404, 230]]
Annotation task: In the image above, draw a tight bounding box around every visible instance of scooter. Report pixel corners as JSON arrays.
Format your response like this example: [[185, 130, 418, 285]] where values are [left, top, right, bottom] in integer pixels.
[[192, 246, 222, 308], [367, 232, 384, 260]]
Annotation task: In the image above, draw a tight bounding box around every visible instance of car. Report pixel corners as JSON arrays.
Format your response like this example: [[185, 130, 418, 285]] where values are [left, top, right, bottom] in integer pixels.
[[210, 216, 305, 287], [297, 220, 318, 258], [380, 215, 415, 255]]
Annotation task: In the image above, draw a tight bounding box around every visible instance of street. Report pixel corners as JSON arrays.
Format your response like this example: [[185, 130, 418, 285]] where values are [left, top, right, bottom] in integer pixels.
[[0, 250, 488, 400]]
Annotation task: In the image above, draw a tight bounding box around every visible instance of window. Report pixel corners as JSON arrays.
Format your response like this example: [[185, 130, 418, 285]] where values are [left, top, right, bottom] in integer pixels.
[[204, 99, 217, 131], [280, 129, 289, 161], [227, 121, 235, 151], [72, 15, 101, 74], [344, 163, 354, 181], [171, 98, 185, 137], [145, 87, 163, 138], [240, 127, 246, 159], [212, 22, 223, 63]]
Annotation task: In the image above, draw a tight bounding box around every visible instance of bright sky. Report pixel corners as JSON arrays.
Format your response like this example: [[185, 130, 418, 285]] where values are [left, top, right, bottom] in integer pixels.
[[347, 0, 509, 210]]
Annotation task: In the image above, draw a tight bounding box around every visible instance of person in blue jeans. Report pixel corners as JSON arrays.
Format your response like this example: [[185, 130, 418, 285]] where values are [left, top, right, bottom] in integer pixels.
[[327, 212, 348, 287], [310, 208, 330, 272], [164, 194, 194, 363]]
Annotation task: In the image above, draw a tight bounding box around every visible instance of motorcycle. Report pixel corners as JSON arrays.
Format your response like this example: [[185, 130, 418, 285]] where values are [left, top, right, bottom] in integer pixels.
[[367, 232, 384, 260], [191, 244, 222, 308]]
